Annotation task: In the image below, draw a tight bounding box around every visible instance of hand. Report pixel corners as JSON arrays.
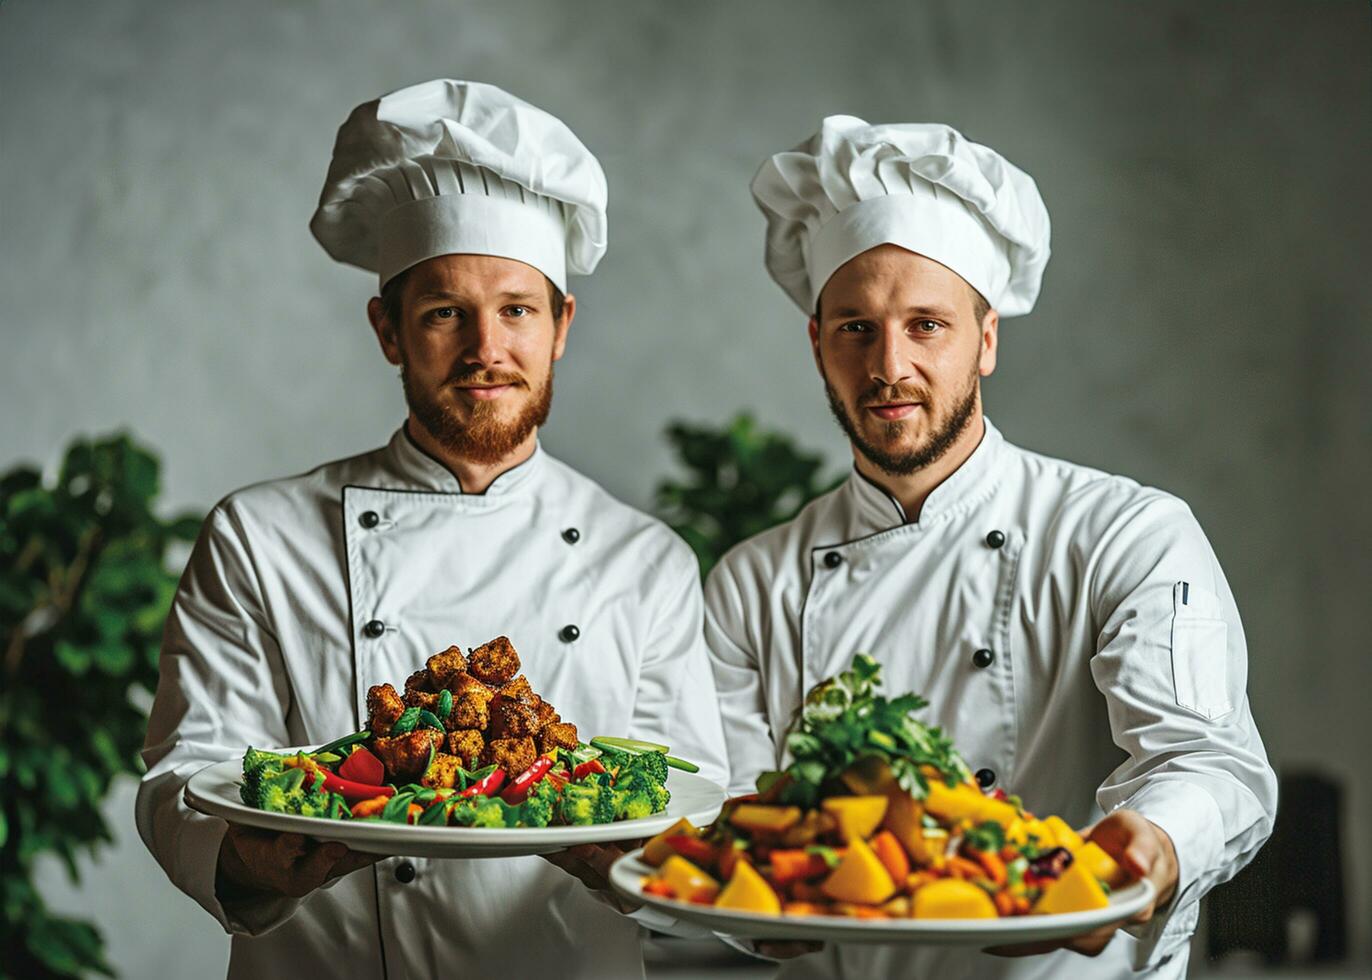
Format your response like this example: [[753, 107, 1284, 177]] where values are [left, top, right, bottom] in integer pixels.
[[217, 824, 380, 901], [985, 809, 1179, 958], [541, 841, 642, 913]]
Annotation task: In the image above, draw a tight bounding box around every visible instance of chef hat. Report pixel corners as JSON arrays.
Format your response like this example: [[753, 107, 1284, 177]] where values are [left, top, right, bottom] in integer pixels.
[[751, 116, 1050, 317], [310, 79, 607, 291]]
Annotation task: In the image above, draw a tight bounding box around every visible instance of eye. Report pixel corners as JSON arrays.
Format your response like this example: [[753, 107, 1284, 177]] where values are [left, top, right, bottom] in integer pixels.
[[913, 319, 943, 334], [505, 305, 531, 318], [838, 321, 873, 333], [428, 306, 459, 322]]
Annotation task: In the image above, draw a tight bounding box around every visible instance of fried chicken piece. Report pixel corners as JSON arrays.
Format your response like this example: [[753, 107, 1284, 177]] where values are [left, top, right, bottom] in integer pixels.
[[366, 683, 405, 737], [426, 645, 468, 690], [421, 752, 462, 790], [403, 669, 432, 696], [487, 694, 540, 739], [467, 635, 520, 687], [500, 674, 533, 702], [446, 729, 485, 769], [450, 673, 495, 730], [481, 736, 537, 775], [538, 721, 578, 755], [403, 688, 441, 713], [532, 697, 559, 729], [371, 729, 444, 783]]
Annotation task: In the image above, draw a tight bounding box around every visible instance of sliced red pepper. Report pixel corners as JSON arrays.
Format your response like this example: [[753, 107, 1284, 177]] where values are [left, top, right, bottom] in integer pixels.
[[458, 768, 506, 798], [665, 835, 717, 868], [316, 767, 395, 802], [500, 756, 555, 805], [545, 771, 569, 793], [338, 745, 385, 786], [572, 758, 607, 781]]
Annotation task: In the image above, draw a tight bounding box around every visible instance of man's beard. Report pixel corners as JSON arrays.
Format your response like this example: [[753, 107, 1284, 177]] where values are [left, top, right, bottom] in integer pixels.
[[822, 363, 979, 477], [402, 360, 553, 465]]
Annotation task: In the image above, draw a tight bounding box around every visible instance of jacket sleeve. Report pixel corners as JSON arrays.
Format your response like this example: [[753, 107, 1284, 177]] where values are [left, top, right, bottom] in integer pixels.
[[702, 556, 781, 797], [1087, 492, 1277, 971], [134, 502, 307, 937]]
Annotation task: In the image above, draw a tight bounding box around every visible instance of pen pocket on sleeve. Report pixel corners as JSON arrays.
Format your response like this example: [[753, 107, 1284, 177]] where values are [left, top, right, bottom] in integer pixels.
[[1170, 581, 1232, 720]]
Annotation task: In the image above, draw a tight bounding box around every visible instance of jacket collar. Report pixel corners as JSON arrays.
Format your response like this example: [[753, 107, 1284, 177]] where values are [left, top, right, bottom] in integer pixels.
[[839, 417, 1006, 536], [378, 422, 546, 496]]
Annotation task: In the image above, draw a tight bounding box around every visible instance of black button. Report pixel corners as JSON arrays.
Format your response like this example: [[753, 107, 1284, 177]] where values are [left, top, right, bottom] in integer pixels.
[[985, 530, 1006, 549], [559, 624, 580, 643], [823, 552, 842, 569], [363, 619, 386, 638], [976, 768, 996, 789], [359, 510, 380, 529], [394, 861, 416, 884], [562, 527, 580, 544], [972, 648, 995, 669]]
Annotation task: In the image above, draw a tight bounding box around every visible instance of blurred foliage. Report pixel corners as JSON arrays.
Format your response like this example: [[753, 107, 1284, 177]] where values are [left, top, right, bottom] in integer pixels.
[[657, 414, 842, 576], [0, 435, 201, 979]]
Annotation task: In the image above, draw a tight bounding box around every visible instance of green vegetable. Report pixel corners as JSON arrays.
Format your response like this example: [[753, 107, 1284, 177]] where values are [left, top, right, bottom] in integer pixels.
[[611, 767, 671, 821], [591, 735, 670, 754], [964, 820, 1006, 854], [450, 796, 507, 828], [250, 766, 331, 817], [418, 797, 454, 825], [312, 729, 370, 756], [557, 778, 616, 826], [390, 708, 421, 735], [437, 689, 453, 720], [380, 791, 415, 823], [513, 779, 559, 828], [417, 709, 445, 732], [664, 755, 699, 773]]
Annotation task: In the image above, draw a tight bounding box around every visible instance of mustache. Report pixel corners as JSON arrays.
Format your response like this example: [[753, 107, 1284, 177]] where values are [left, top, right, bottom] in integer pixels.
[[855, 383, 929, 407], [443, 367, 527, 388]]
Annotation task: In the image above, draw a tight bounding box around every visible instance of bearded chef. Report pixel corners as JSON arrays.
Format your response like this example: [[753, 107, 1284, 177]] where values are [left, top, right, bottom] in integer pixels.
[[704, 116, 1276, 978], [135, 79, 728, 979]]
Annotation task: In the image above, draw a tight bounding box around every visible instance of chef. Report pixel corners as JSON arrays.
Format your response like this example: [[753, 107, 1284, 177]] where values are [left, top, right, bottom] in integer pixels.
[[705, 116, 1276, 978], [135, 79, 728, 979]]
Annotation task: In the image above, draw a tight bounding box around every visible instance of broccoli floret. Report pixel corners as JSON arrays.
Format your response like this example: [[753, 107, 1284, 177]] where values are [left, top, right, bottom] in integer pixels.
[[515, 780, 558, 828], [450, 796, 507, 828], [240, 747, 287, 806], [624, 751, 669, 785], [558, 780, 616, 825], [612, 769, 671, 821]]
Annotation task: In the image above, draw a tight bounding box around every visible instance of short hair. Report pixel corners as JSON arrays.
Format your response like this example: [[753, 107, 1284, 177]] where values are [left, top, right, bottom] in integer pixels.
[[380, 267, 566, 327], [815, 281, 991, 325]]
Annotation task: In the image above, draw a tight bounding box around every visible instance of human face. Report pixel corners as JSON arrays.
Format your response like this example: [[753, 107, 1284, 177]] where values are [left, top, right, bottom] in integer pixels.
[[368, 254, 573, 465], [810, 244, 998, 476]]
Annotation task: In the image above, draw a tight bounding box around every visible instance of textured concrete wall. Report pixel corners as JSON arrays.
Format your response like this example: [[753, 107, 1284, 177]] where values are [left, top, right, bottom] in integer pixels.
[[2, 1, 1368, 975]]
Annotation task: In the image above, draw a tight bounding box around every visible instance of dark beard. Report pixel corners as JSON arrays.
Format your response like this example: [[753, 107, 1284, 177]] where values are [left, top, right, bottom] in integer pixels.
[[402, 362, 553, 466], [823, 367, 979, 477]]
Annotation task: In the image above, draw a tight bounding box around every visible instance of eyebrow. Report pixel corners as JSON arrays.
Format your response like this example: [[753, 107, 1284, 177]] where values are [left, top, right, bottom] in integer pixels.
[[827, 304, 960, 320], [411, 289, 543, 304]]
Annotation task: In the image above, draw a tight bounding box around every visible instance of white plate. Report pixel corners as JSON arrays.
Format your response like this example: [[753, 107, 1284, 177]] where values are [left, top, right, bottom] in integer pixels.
[[610, 849, 1155, 945], [185, 758, 726, 858]]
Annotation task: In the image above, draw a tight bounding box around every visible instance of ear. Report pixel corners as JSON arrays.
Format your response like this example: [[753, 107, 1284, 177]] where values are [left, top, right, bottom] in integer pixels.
[[551, 293, 576, 362], [978, 309, 999, 377], [367, 296, 403, 366], [808, 317, 823, 375]]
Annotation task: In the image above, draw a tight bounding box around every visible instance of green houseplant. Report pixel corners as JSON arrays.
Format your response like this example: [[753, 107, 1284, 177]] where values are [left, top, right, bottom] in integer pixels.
[[0, 435, 201, 978], [656, 413, 841, 576]]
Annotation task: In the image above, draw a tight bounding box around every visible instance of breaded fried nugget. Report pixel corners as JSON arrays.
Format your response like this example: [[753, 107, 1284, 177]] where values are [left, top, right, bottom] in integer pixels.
[[487, 694, 540, 739], [426, 645, 468, 690], [450, 673, 495, 730], [403, 687, 440, 712], [481, 736, 537, 774], [500, 674, 533, 701], [446, 729, 485, 768], [467, 636, 520, 687], [421, 752, 462, 790], [539, 722, 578, 755], [366, 683, 405, 736], [403, 669, 432, 696], [532, 698, 559, 729], [372, 729, 444, 783]]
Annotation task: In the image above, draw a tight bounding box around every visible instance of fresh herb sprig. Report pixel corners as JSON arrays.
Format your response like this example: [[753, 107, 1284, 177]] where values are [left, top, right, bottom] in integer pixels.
[[777, 653, 971, 808]]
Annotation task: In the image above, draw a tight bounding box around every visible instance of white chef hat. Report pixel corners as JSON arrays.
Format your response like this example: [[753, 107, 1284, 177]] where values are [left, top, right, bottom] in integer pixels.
[[751, 116, 1050, 317], [310, 79, 607, 291]]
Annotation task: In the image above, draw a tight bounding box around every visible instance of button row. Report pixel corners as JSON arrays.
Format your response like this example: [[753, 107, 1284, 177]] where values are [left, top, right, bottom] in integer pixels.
[[363, 620, 580, 644]]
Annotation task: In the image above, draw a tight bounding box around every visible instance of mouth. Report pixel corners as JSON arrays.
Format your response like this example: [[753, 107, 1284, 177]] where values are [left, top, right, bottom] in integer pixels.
[[453, 382, 519, 401], [864, 402, 921, 422]]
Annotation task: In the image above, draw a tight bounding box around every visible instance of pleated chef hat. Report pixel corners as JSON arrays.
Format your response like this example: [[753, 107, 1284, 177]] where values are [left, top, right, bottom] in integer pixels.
[[310, 79, 607, 290], [751, 116, 1050, 317]]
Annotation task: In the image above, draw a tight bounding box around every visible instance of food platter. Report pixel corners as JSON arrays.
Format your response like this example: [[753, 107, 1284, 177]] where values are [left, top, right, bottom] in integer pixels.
[[186, 758, 726, 858], [609, 848, 1154, 945]]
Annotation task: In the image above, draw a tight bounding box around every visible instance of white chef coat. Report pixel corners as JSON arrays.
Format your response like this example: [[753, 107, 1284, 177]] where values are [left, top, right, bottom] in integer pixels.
[[136, 425, 730, 980], [705, 418, 1276, 980]]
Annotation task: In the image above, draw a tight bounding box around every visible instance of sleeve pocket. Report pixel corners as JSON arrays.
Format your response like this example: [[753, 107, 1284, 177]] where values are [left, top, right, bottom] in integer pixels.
[[1170, 581, 1233, 720]]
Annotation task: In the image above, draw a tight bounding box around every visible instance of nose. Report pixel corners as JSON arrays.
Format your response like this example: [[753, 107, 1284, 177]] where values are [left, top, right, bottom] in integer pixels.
[[871, 324, 912, 389], [461, 310, 506, 368]]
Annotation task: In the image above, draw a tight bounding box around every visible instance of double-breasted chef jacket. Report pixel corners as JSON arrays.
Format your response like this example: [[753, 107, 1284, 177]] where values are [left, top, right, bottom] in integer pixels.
[[705, 418, 1276, 980], [136, 426, 730, 979]]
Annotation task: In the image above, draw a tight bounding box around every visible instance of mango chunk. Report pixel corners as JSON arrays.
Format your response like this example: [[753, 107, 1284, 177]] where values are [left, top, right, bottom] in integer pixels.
[[821, 795, 889, 843], [911, 878, 998, 919], [1043, 815, 1084, 854], [643, 818, 697, 867], [821, 835, 897, 905], [659, 855, 720, 903], [714, 859, 782, 914], [1032, 859, 1109, 915], [1075, 841, 1129, 889], [923, 778, 985, 824], [729, 804, 802, 834]]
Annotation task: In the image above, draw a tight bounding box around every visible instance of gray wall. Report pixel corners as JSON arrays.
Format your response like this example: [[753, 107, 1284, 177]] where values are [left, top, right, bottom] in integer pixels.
[[3, 1, 1369, 975]]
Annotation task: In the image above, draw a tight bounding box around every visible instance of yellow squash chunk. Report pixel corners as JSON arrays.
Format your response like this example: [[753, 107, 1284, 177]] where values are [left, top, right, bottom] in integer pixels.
[[822, 795, 889, 843], [1075, 841, 1129, 888], [643, 817, 697, 867], [729, 803, 802, 834], [659, 855, 720, 903], [1033, 859, 1110, 915], [714, 858, 782, 914], [923, 778, 985, 824], [821, 835, 896, 905], [1021, 817, 1053, 849], [1043, 815, 1084, 853], [911, 878, 998, 919], [881, 793, 947, 866]]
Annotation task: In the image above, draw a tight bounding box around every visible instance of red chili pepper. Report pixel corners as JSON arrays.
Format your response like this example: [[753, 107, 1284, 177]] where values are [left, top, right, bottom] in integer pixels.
[[458, 768, 506, 798], [545, 771, 569, 793], [573, 758, 607, 781], [315, 767, 395, 802], [500, 757, 555, 804], [338, 745, 385, 786]]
